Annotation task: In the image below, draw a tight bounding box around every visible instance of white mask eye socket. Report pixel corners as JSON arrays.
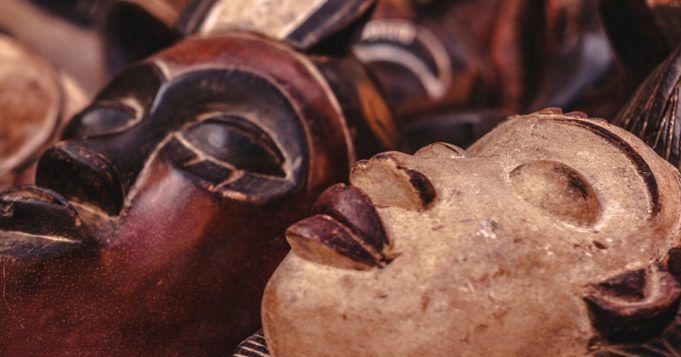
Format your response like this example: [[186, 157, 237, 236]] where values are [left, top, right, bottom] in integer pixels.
[[414, 142, 467, 159], [510, 160, 600, 226]]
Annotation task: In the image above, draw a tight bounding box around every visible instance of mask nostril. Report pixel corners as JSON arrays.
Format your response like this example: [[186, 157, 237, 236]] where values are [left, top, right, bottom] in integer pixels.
[[350, 152, 437, 211], [36, 143, 125, 216]]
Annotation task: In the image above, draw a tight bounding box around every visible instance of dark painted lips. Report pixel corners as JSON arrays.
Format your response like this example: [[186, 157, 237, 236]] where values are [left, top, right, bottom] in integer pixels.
[[285, 183, 392, 270], [0, 185, 86, 260]]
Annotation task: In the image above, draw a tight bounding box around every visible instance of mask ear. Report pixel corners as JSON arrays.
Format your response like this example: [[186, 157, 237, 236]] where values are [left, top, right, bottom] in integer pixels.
[[584, 264, 681, 352], [178, 0, 376, 54]]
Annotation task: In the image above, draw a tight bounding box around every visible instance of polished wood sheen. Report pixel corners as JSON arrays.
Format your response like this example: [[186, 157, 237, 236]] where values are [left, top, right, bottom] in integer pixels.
[[0, 33, 397, 355]]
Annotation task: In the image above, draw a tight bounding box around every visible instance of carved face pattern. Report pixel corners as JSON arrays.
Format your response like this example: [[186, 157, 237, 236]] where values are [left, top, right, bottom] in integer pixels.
[[0, 33, 395, 355], [353, 3, 493, 119], [263, 110, 681, 356], [55, 52, 306, 212], [179, 0, 376, 51]]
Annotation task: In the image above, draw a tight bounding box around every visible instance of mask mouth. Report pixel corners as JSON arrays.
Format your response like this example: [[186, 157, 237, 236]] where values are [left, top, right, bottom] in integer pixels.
[[0, 185, 87, 260], [285, 183, 394, 270]]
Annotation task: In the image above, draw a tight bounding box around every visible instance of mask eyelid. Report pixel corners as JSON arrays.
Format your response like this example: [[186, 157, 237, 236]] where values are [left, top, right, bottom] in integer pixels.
[[179, 117, 286, 177], [63, 103, 141, 140]]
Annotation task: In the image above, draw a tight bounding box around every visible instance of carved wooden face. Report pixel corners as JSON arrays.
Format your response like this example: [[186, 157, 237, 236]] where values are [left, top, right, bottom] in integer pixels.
[[263, 110, 681, 356], [0, 33, 395, 355], [353, 0, 495, 119]]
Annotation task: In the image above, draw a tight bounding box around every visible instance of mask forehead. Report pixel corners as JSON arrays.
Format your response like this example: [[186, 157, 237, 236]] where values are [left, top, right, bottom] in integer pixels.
[[469, 114, 675, 228]]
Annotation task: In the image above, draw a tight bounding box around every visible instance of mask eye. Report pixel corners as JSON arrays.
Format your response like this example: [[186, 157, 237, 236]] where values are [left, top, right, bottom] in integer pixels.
[[63, 103, 138, 139], [181, 116, 285, 178], [62, 64, 163, 140], [510, 160, 601, 226]]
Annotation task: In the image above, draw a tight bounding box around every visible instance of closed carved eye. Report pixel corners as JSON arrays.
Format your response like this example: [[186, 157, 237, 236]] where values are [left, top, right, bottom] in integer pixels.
[[62, 63, 163, 140], [180, 116, 285, 178], [170, 116, 285, 186], [155, 67, 307, 205], [63, 103, 139, 139], [510, 160, 600, 226]]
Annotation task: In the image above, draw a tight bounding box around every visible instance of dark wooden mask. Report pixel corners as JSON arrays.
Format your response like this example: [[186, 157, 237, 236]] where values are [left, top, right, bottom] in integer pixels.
[[352, 0, 498, 120], [0, 32, 397, 355]]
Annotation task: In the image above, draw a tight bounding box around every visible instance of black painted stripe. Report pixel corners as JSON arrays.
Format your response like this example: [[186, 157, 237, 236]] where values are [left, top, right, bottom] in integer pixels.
[[286, 0, 373, 49]]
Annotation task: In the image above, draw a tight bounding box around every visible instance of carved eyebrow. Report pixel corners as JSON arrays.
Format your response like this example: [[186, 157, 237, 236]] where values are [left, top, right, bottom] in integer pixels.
[[556, 118, 660, 217]]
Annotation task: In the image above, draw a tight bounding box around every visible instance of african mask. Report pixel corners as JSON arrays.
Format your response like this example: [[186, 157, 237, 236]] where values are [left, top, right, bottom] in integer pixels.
[[354, 0, 624, 151], [352, 0, 497, 120], [177, 0, 376, 53], [259, 109, 681, 356], [0, 31, 397, 355], [102, 0, 381, 77], [0, 33, 86, 188]]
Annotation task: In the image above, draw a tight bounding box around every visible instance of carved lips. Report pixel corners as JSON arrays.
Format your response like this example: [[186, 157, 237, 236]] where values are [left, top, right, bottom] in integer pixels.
[[0, 186, 86, 260], [286, 183, 392, 270]]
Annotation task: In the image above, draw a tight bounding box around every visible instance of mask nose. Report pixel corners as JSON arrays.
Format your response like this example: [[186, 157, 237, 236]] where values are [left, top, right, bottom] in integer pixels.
[[36, 142, 125, 215], [350, 152, 436, 211]]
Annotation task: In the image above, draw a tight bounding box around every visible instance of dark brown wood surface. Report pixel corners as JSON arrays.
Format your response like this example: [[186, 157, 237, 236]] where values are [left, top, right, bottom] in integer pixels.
[[0, 33, 397, 355]]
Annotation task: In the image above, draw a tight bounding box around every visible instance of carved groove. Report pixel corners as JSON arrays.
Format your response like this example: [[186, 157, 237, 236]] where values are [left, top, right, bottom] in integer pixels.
[[233, 330, 271, 357]]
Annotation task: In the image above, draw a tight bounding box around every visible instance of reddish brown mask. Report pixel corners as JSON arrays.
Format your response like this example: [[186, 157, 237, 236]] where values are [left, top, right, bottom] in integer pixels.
[[0, 32, 396, 355]]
